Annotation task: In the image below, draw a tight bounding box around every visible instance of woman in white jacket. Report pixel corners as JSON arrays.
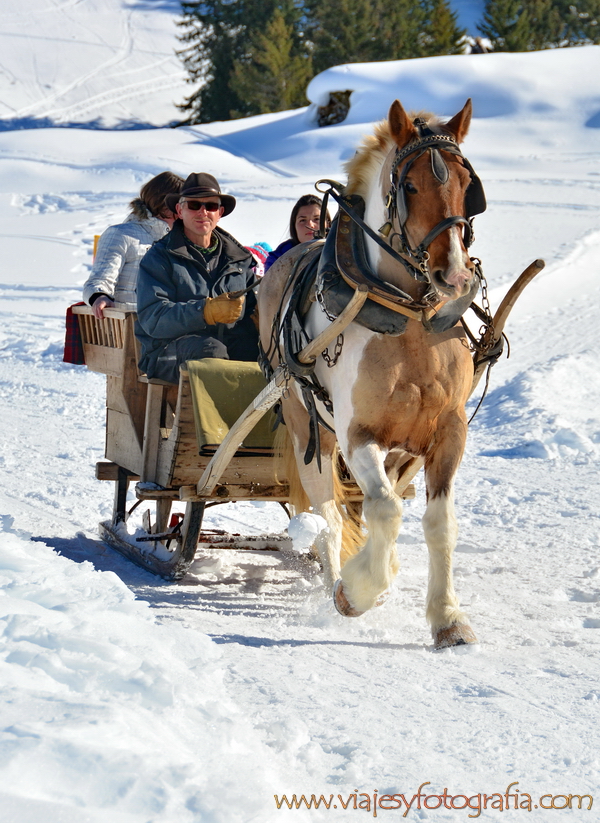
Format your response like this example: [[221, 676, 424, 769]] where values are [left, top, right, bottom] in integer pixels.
[[82, 171, 184, 318]]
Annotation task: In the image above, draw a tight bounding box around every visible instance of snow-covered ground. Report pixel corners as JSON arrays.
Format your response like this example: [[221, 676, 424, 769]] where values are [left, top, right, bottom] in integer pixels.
[[0, 0, 185, 129], [1, 34, 600, 823]]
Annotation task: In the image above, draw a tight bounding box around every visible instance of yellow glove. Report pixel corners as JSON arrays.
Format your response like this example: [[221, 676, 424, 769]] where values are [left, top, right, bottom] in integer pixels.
[[203, 293, 245, 325]]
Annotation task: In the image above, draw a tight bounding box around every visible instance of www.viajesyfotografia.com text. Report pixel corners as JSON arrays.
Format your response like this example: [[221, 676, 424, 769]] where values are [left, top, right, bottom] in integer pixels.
[[274, 782, 593, 816]]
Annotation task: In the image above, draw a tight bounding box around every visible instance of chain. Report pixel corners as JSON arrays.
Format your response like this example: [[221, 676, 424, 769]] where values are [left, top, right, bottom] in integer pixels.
[[315, 278, 338, 322], [316, 277, 345, 366], [322, 333, 344, 367], [477, 262, 495, 342]]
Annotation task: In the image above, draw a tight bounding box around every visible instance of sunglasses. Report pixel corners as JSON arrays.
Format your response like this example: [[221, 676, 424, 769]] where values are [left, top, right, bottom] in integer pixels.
[[183, 200, 221, 212]]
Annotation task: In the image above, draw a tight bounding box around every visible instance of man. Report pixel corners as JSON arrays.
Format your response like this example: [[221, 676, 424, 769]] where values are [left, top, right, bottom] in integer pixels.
[[136, 173, 259, 384]]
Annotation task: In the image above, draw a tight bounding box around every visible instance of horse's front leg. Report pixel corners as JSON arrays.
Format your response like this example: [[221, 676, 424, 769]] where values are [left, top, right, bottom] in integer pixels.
[[336, 443, 402, 615], [423, 418, 477, 648]]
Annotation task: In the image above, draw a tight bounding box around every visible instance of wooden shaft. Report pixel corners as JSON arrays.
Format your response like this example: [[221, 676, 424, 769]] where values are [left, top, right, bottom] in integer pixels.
[[470, 258, 544, 397], [297, 284, 368, 363], [491, 258, 544, 340]]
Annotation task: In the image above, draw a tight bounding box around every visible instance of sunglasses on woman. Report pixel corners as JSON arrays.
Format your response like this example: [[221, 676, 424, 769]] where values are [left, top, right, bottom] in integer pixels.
[[183, 200, 221, 212]]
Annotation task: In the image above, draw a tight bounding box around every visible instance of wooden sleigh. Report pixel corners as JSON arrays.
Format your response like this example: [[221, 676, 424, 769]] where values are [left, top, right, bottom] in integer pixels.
[[73, 258, 543, 582], [72, 289, 407, 580]]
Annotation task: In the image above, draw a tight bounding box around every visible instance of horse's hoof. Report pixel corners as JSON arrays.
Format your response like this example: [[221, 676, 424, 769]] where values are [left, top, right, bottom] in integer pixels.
[[434, 623, 478, 649], [333, 579, 364, 617], [374, 589, 390, 608]]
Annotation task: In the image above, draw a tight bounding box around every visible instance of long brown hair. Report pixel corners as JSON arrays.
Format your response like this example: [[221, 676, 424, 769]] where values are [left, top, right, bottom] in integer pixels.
[[130, 171, 184, 218], [289, 194, 331, 244]]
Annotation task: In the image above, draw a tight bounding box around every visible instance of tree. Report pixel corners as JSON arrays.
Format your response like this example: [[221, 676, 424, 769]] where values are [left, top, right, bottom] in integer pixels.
[[229, 9, 312, 115], [418, 0, 467, 55], [479, 0, 600, 50], [177, 0, 302, 123], [304, 0, 378, 73], [176, 0, 472, 124], [306, 0, 466, 72]]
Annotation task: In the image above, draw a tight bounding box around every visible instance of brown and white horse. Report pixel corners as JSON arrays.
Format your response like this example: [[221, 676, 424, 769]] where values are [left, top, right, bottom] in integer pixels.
[[258, 99, 482, 648]]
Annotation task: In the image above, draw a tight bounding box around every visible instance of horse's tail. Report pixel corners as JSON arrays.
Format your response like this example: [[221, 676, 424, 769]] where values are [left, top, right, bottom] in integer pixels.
[[274, 423, 310, 512], [274, 425, 364, 565]]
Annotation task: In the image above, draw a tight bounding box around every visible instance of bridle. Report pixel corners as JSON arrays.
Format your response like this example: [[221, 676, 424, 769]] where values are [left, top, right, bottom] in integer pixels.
[[316, 117, 487, 298]]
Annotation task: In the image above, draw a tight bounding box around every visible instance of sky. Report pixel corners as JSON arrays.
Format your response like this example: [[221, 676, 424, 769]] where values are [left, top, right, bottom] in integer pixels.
[[1, 2, 600, 822]]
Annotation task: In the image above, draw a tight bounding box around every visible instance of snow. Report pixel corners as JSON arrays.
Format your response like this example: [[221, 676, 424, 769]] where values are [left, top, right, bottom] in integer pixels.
[[0, 0, 185, 129], [1, 16, 600, 821]]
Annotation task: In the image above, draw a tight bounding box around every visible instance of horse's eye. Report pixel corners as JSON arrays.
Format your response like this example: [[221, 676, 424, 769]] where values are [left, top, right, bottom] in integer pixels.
[[404, 182, 417, 195]]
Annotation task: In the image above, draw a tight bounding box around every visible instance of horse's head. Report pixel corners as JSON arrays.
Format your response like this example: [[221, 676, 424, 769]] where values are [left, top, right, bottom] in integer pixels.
[[388, 98, 486, 301], [347, 99, 485, 304]]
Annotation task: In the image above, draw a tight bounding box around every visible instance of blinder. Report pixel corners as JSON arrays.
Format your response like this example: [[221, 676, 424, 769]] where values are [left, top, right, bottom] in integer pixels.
[[462, 157, 486, 217]]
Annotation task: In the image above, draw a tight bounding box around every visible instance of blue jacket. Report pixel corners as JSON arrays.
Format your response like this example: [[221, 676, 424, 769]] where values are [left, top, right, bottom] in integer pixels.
[[264, 238, 296, 272], [136, 220, 257, 378]]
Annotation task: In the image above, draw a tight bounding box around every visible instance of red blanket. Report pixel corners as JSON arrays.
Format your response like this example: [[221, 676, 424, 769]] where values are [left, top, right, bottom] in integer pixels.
[[63, 303, 86, 365]]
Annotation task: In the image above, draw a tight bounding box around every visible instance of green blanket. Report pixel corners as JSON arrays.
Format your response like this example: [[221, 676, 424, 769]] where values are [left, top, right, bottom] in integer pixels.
[[186, 358, 277, 450]]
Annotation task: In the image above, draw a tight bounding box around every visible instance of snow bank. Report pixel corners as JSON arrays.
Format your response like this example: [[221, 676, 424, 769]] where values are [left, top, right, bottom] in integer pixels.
[[0, 525, 281, 822], [307, 46, 600, 125]]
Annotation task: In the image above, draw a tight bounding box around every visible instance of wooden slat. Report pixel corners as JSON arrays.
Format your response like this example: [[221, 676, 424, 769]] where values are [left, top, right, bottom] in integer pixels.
[[105, 409, 144, 475], [141, 383, 164, 483], [83, 345, 124, 376], [96, 462, 140, 482]]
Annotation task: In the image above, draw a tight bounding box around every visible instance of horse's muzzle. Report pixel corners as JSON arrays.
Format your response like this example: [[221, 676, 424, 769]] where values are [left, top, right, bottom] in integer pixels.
[[431, 266, 474, 301]]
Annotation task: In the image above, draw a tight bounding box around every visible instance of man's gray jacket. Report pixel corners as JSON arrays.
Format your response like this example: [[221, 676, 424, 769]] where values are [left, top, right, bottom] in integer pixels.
[[135, 220, 258, 378]]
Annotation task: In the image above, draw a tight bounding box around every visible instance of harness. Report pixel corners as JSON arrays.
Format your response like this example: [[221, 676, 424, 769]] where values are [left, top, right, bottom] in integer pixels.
[[261, 119, 498, 467]]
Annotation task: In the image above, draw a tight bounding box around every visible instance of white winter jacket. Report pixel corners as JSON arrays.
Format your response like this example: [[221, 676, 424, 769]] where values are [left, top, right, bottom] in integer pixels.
[[82, 212, 170, 309]]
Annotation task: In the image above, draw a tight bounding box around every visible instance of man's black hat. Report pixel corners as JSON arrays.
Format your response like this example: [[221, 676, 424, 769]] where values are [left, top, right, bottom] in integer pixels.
[[165, 172, 236, 215]]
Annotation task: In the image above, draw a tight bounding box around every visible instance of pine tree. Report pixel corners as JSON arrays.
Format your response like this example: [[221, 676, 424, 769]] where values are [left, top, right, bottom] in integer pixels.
[[229, 9, 312, 116], [175, 0, 488, 125], [371, 0, 429, 61], [479, 0, 600, 50], [418, 0, 467, 56], [177, 0, 300, 123], [479, 0, 533, 50], [305, 0, 378, 73], [307, 0, 466, 71]]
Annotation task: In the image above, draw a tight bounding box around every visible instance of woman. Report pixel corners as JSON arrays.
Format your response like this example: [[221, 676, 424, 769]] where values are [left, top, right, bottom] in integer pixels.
[[82, 171, 184, 318], [264, 194, 330, 273]]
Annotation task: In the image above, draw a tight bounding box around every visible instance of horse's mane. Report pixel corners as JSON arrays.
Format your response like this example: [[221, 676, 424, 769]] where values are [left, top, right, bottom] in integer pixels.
[[344, 111, 447, 197]]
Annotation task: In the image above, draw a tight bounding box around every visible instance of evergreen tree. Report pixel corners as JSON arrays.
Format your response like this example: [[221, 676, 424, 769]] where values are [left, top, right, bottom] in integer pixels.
[[304, 0, 377, 73], [177, 0, 303, 123], [419, 0, 467, 56], [229, 9, 312, 115], [176, 0, 477, 124], [370, 0, 429, 61], [479, 0, 600, 50], [306, 0, 465, 72]]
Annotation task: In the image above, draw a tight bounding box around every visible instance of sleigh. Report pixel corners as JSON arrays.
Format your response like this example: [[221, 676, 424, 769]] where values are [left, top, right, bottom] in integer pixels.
[[72, 258, 541, 583], [72, 290, 403, 579]]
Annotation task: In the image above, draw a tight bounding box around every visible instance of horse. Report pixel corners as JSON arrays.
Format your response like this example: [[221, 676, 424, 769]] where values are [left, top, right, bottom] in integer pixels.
[[258, 98, 485, 648]]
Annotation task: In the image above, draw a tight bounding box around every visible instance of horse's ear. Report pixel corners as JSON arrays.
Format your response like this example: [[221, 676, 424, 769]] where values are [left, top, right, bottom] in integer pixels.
[[388, 100, 416, 147], [444, 98, 472, 143]]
